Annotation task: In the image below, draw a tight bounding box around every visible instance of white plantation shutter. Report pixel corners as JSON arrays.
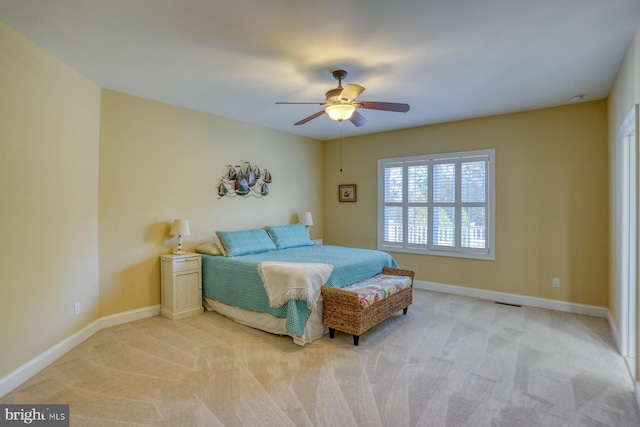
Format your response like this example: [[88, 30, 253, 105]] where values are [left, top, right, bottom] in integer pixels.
[[407, 163, 428, 245], [378, 149, 495, 260], [461, 160, 487, 249], [383, 164, 403, 244]]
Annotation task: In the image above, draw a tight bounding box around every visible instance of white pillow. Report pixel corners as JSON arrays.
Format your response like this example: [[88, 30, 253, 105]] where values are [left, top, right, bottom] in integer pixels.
[[212, 234, 227, 256], [195, 241, 223, 256]]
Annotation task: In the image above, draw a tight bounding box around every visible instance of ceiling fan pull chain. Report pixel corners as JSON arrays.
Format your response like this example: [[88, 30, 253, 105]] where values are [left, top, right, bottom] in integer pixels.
[[339, 122, 343, 172]]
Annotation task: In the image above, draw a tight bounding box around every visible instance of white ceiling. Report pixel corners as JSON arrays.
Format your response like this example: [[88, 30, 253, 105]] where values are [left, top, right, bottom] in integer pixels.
[[1, 0, 639, 141]]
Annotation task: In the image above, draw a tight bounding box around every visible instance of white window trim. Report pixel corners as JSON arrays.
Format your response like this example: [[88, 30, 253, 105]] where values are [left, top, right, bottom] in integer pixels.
[[377, 149, 495, 261]]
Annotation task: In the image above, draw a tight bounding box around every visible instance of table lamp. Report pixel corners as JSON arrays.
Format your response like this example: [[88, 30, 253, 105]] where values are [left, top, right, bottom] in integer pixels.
[[170, 219, 191, 254], [302, 212, 313, 234]]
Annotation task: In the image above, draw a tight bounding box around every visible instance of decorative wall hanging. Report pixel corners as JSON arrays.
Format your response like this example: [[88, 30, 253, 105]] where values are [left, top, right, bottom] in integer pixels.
[[217, 162, 272, 198], [339, 184, 357, 202]]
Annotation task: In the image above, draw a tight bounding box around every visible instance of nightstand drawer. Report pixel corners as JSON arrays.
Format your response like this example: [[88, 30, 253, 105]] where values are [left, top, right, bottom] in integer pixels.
[[173, 256, 201, 271]]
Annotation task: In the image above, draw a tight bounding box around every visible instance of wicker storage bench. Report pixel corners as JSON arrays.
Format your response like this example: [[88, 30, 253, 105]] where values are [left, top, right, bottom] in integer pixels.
[[321, 267, 414, 345]]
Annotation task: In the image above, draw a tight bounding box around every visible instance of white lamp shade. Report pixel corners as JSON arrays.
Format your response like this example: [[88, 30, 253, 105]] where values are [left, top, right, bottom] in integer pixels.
[[325, 104, 355, 121], [301, 212, 313, 226], [170, 219, 191, 236]]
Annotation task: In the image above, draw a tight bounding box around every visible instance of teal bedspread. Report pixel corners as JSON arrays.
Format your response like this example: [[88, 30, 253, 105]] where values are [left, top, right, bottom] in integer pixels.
[[201, 245, 398, 336]]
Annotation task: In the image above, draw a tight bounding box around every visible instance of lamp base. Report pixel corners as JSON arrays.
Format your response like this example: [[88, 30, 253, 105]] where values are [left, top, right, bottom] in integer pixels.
[[173, 237, 184, 255]]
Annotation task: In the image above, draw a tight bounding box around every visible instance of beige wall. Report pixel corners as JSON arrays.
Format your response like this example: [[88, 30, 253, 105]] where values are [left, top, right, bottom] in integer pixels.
[[608, 20, 640, 382], [324, 101, 609, 307], [0, 22, 101, 379], [99, 90, 323, 316], [0, 12, 626, 393], [0, 20, 323, 384]]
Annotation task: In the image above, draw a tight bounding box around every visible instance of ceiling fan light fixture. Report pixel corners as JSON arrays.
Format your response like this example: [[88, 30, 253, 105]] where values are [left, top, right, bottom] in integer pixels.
[[325, 104, 356, 121], [277, 69, 409, 127]]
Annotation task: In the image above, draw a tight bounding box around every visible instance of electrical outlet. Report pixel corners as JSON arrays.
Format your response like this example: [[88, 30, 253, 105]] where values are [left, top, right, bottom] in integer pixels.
[[552, 278, 560, 288], [74, 302, 80, 316]]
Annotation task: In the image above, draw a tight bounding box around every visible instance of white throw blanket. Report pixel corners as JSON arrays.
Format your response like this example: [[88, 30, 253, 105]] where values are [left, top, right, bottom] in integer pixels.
[[257, 261, 334, 309]]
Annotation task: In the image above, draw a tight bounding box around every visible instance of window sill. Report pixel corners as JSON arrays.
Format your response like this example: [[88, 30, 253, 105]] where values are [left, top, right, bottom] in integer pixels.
[[379, 245, 495, 261]]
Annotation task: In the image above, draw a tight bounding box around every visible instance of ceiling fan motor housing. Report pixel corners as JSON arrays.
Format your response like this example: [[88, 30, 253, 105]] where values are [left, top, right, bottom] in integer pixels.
[[326, 70, 349, 104], [325, 88, 344, 104]]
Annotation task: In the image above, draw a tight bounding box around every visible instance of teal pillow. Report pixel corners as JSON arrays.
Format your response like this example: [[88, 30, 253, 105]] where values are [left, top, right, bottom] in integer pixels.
[[216, 228, 277, 257], [265, 224, 313, 249]]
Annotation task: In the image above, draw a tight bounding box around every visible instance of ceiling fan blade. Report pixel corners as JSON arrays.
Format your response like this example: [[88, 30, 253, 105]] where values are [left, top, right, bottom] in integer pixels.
[[276, 102, 324, 105], [294, 110, 325, 126], [349, 110, 368, 127], [339, 84, 365, 101], [355, 101, 410, 113]]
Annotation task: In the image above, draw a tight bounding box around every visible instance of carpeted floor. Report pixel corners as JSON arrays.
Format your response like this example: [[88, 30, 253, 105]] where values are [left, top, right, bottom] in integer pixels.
[[2, 289, 639, 426]]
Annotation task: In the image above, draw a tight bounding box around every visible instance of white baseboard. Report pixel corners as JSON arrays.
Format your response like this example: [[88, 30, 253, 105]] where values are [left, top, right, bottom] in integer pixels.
[[608, 310, 622, 354], [414, 279, 609, 318], [0, 319, 101, 399], [100, 304, 161, 329], [0, 304, 160, 398]]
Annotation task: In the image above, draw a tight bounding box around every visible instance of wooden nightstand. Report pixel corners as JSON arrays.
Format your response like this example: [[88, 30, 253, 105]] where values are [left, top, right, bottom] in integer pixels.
[[160, 253, 203, 320]]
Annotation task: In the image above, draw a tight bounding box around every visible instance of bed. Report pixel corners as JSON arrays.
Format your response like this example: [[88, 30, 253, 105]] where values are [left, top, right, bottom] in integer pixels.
[[199, 227, 398, 345]]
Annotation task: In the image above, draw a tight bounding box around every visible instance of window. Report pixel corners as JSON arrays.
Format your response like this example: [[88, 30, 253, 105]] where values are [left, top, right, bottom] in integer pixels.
[[378, 149, 495, 260]]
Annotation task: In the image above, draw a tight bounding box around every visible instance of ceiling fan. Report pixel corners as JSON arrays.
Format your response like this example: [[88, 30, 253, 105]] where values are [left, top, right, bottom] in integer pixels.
[[276, 69, 410, 127]]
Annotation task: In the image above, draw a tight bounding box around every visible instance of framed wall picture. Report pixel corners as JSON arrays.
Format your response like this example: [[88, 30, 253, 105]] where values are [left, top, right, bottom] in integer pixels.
[[339, 184, 357, 202]]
